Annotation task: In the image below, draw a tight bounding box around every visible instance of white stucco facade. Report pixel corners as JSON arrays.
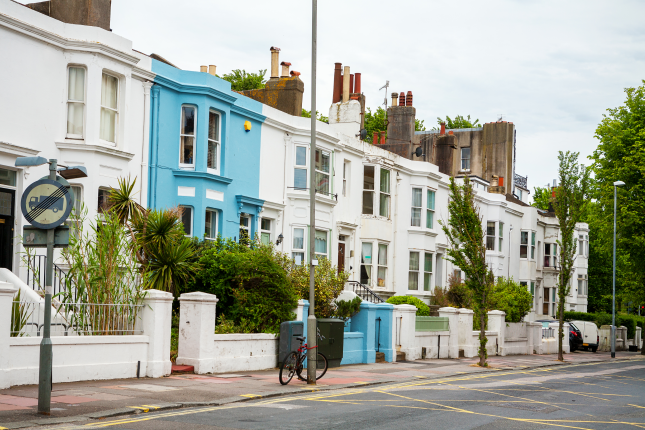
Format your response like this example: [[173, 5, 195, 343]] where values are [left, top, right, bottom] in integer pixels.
[[258, 102, 589, 321], [0, 0, 154, 282]]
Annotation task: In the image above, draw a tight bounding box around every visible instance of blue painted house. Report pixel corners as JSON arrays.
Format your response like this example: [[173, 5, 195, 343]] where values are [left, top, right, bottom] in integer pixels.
[[148, 60, 266, 241]]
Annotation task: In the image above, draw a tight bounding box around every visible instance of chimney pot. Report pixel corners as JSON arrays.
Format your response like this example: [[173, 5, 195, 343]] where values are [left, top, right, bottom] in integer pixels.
[[342, 66, 350, 102], [380, 131, 386, 145], [440, 122, 446, 135], [354, 73, 361, 94], [200, 65, 208, 73], [333, 63, 342, 103], [208, 65, 216, 76], [280, 61, 291, 77], [373, 131, 379, 144], [270, 47, 281, 78], [448, 130, 454, 135], [290, 71, 301, 77], [391, 92, 398, 107], [406, 91, 413, 106], [398, 92, 405, 107], [349, 74, 354, 94]]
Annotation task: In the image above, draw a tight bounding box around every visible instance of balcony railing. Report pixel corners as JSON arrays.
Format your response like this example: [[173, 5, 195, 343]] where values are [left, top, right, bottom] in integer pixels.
[[515, 173, 528, 189], [347, 281, 384, 304]]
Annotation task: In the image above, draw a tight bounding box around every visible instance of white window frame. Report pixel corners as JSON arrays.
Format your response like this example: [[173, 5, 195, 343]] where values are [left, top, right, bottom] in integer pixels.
[[97, 187, 110, 213], [544, 243, 557, 268], [578, 274, 588, 296], [205, 209, 218, 240], [486, 221, 496, 251], [207, 109, 221, 175], [69, 184, 83, 218], [294, 145, 308, 191], [408, 251, 420, 290], [377, 243, 388, 288], [423, 252, 433, 292], [363, 165, 375, 215], [260, 218, 272, 245], [461, 147, 471, 171], [239, 213, 251, 243], [314, 229, 328, 259], [531, 231, 536, 260], [426, 189, 435, 229], [520, 230, 529, 259], [66, 65, 86, 139], [179, 105, 197, 169], [498, 222, 504, 252], [411, 187, 422, 227], [314, 148, 331, 197], [379, 168, 390, 218], [292, 227, 306, 265], [180, 206, 193, 237], [360, 242, 373, 286], [99, 71, 119, 145], [342, 160, 349, 197]]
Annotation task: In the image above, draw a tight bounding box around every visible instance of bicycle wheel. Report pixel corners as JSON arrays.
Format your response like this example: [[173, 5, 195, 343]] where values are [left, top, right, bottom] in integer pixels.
[[279, 352, 298, 385], [296, 352, 328, 381]]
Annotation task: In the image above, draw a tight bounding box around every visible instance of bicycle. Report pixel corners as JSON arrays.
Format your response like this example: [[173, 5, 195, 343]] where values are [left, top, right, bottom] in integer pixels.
[[279, 336, 328, 385]]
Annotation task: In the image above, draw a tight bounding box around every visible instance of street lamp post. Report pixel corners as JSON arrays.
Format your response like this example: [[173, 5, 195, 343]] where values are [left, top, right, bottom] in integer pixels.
[[612, 180, 625, 359]]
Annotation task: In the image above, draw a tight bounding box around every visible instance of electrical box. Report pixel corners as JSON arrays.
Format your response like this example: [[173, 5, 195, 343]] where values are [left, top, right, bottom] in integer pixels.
[[279, 321, 304, 367], [316, 318, 345, 368]]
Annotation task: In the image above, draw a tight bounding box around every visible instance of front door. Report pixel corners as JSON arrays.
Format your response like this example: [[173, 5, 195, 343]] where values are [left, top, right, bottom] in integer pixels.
[[338, 242, 345, 274], [0, 189, 15, 270]]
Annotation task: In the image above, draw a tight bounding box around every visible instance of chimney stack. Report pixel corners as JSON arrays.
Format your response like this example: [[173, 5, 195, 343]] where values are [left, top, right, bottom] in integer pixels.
[[270, 47, 281, 79], [398, 92, 405, 107], [391, 93, 398, 107], [280, 61, 291, 77], [333, 63, 342, 103], [200, 65, 208, 73], [354, 73, 361, 94], [342, 66, 350, 102], [208, 65, 217, 76], [406, 91, 413, 107], [440, 122, 446, 135]]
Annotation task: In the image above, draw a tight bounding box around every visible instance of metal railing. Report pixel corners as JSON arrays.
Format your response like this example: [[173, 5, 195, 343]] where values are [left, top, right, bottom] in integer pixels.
[[348, 281, 384, 303], [10, 301, 143, 337], [25, 255, 77, 300], [514, 173, 528, 189], [542, 327, 555, 339]]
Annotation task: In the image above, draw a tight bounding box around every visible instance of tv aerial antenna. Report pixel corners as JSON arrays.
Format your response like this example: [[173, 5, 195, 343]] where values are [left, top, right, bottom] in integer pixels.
[[379, 80, 390, 109]]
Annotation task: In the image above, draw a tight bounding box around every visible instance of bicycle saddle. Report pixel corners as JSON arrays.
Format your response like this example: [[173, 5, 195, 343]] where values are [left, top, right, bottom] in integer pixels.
[[295, 336, 305, 342]]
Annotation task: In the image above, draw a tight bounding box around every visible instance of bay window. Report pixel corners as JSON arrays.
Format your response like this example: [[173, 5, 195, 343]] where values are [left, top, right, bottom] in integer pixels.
[[179, 106, 196, 168], [411, 188, 422, 227], [520, 231, 528, 258], [314, 149, 330, 195], [362, 166, 375, 214], [207, 110, 220, 173], [294, 146, 307, 190], [100, 72, 118, 144], [66, 67, 85, 138], [486, 222, 495, 251], [379, 168, 390, 218], [292, 228, 305, 265], [426, 190, 435, 228]]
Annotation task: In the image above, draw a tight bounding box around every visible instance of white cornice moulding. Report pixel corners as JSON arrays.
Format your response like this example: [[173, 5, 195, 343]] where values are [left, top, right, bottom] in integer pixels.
[[56, 142, 134, 161], [0, 12, 142, 67], [264, 117, 340, 147], [0, 141, 40, 157]]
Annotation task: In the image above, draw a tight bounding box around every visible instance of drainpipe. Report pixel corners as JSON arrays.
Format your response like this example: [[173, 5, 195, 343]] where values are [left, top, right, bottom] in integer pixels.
[[342, 66, 350, 102], [149, 85, 161, 208], [140, 81, 153, 206], [270, 47, 281, 79], [282, 134, 290, 253]]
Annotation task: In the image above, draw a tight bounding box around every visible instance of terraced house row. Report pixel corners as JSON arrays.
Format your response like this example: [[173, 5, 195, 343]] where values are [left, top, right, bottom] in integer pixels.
[[0, 0, 589, 320]]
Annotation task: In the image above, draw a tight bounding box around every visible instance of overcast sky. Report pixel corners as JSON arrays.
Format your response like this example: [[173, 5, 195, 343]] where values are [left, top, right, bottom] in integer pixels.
[[107, 0, 645, 198]]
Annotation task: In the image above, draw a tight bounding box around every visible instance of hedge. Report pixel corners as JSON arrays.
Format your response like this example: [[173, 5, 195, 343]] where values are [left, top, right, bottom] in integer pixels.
[[386, 296, 430, 316], [563, 311, 644, 339]]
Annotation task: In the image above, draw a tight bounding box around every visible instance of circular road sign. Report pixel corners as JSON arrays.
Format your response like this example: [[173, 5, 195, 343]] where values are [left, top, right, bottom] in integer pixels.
[[20, 179, 73, 230]]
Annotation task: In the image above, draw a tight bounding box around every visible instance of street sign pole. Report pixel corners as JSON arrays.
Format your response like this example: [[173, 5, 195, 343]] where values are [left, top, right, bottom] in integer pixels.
[[37, 159, 57, 415]]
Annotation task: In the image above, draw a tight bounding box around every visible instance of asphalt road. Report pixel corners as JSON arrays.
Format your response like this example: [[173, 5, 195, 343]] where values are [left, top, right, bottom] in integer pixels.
[[53, 358, 645, 430]]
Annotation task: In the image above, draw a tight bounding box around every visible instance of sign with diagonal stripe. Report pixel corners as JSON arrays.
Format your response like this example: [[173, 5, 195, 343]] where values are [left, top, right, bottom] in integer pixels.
[[20, 178, 73, 229]]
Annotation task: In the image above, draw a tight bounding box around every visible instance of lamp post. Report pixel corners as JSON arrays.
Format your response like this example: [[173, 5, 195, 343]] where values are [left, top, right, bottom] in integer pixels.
[[307, 0, 318, 385], [612, 180, 625, 359]]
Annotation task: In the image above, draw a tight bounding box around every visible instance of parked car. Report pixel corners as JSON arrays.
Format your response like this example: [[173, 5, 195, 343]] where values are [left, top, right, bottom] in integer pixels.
[[535, 319, 583, 352], [571, 320, 599, 353]]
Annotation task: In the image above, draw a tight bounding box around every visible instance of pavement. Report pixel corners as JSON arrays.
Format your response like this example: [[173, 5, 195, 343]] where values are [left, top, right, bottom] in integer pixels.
[[0, 350, 642, 429]]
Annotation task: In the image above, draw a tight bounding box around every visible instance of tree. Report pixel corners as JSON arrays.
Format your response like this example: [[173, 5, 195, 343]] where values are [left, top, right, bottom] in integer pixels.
[[440, 176, 495, 367], [433, 115, 480, 130], [531, 186, 551, 211], [301, 108, 328, 123], [489, 278, 533, 323], [554, 151, 590, 361], [220, 69, 267, 91], [363, 107, 426, 143]]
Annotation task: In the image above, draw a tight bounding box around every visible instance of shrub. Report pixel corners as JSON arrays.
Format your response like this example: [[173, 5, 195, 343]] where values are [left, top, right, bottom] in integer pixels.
[[386, 296, 430, 316], [431, 273, 472, 308], [334, 297, 362, 320], [489, 278, 533, 323], [189, 237, 298, 334]]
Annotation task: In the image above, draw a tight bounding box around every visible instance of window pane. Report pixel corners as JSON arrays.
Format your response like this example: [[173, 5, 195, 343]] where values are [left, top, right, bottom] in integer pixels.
[[181, 106, 195, 135], [411, 208, 421, 227], [424, 273, 432, 291], [426, 210, 433, 229], [180, 136, 194, 165], [67, 103, 84, 135], [499, 238, 503, 252], [461, 147, 471, 170], [380, 169, 390, 193], [408, 272, 419, 290], [261, 218, 271, 231], [315, 230, 327, 255], [530, 282, 535, 295], [531, 232, 536, 245], [293, 252, 304, 265], [424, 253, 432, 273], [409, 252, 419, 271], [68, 67, 85, 101], [362, 191, 374, 215], [315, 171, 330, 194], [294, 168, 307, 190], [531, 245, 535, 260], [261, 232, 271, 245], [101, 74, 118, 109], [487, 222, 495, 237], [181, 207, 192, 235], [520, 245, 528, 259], [361, 265, 372, 285], [208, 111, 219, 141], [100, 108, 116, 142], [427, 190, 435, 210], [545, 243, 550, 255], [98, 189, 110, 212], [293, 228, 304, 249], [240, 216, 249, 228], [378, 244, 387, 266], [207, 141, 218, 169], [315, 150, 330, 173], [205, 211, 216, 239], [377, 267, 386, 287], [361, 242, 372, 263], [499, 222, 504, 238], [70, 185, 82, 215], [363, 166, 375, 190], [486, 236, 495, 251], [379, 193, 390, 217], [553, 244, 557, 254], [520, 231, 528, 245], [411, 188, 422, 207]]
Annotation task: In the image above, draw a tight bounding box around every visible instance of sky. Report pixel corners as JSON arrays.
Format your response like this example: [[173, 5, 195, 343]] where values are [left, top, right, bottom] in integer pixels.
[[105, 0, 645, 199]]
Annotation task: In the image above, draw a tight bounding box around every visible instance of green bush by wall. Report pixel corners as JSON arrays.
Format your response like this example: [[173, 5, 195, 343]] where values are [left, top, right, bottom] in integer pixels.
[[386, 296, 430, 316]]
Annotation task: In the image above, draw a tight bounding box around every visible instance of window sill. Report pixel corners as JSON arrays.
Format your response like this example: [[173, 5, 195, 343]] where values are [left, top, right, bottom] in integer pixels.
[[173, 169, 233, 185], [408, 228, 437, 237], [361, 214, 392, 222]]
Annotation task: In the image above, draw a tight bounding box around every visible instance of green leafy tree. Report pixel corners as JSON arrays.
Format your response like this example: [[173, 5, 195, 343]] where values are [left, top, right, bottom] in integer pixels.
[[220, 69, 267, 91], [433, 115, 480, 130], [553, 151, 590, 361], [363, 106, 426, 143], [440, 176, 495, 367], [301, 108, 328, 123], [531, 186, 551, 211]]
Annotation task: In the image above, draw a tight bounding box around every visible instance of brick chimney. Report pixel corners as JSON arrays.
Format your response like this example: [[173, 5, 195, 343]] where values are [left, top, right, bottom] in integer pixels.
[[382, 90, 416, 156], [27, 0, 111, 30]]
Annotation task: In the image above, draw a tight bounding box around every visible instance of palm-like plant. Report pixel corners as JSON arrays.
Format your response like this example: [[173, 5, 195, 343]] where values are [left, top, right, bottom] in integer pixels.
[[108, 176, 145, 224]]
